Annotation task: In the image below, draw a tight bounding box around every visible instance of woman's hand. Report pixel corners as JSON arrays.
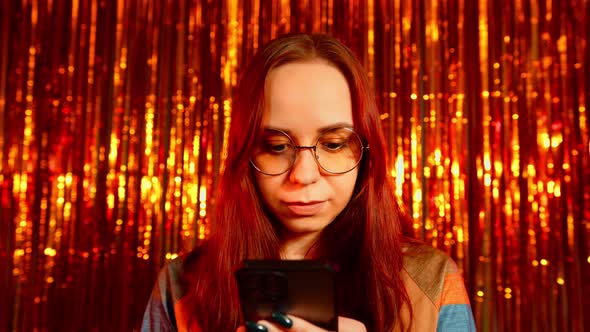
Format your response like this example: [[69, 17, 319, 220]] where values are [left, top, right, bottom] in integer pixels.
[[236, 315, 367, 332]]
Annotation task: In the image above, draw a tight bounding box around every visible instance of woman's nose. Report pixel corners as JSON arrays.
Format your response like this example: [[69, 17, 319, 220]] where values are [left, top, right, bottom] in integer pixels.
[[288, 148, 321, 185]]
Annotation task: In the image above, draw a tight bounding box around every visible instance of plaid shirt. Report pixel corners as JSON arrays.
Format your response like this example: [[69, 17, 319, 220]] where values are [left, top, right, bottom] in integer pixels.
[[142, 243, 476, 332]]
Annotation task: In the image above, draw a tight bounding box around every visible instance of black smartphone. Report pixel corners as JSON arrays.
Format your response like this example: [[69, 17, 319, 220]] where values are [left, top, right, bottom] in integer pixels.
[[234, 260, 338, 330]]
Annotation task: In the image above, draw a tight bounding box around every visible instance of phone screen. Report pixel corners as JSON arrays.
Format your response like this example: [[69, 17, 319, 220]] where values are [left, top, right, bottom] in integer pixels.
[[234, 260, 338, 330]]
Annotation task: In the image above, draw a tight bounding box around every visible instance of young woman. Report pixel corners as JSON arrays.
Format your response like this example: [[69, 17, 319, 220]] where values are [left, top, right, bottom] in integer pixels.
[[142, 33, 475, 332]]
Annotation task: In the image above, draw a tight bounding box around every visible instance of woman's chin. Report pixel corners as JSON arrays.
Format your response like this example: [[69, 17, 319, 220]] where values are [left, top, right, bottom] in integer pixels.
[[279, 217, 333, 236]]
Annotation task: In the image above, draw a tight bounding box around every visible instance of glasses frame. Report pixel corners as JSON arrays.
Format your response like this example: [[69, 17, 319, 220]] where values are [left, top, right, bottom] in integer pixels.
[[250, 127, 369, 176]]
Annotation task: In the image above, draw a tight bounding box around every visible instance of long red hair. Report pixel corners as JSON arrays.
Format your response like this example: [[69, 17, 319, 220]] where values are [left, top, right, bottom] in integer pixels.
[[183, 33, 414, 332]]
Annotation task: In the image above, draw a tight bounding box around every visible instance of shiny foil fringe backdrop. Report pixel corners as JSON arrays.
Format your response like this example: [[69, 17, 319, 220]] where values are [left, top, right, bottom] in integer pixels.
[[0, 0, 588, 331]]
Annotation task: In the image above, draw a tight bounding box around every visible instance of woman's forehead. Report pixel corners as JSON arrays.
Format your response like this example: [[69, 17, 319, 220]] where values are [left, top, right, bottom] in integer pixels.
[[262, 62, 353, 137]]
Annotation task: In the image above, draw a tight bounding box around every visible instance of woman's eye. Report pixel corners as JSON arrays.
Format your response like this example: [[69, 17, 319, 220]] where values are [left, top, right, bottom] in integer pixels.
[[263, 142, 291, 154], [321, 140, 346, 151]]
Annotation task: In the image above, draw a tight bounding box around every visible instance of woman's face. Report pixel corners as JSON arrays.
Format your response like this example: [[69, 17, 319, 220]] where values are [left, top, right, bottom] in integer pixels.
[[253, 61, 359, 239]]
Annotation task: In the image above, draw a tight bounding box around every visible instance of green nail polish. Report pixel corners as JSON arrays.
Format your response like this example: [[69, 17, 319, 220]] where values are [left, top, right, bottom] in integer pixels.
[[245, 321, 268, 332], [271, 312, 293, 328]]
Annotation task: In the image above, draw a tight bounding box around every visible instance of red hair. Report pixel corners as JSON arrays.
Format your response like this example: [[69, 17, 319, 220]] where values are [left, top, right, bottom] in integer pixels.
[[184, 33, 414, 332]]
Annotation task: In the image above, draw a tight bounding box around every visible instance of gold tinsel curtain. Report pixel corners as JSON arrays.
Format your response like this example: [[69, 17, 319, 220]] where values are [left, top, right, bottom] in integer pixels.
[[0, 0, 588, 331]]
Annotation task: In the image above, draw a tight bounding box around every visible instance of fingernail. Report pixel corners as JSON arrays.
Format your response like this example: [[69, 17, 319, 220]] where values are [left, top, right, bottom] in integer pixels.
[[245, 321, 268, 332], [271, 312, 293, 328]]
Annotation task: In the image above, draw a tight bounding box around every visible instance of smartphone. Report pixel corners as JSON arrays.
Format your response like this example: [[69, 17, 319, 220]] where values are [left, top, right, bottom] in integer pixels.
[[234, 260, 338, 330]]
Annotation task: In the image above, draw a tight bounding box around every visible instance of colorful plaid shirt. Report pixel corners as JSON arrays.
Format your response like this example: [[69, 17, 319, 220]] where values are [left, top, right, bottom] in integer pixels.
[[142, 243, 476, 331], [397, 243, 476, 331]]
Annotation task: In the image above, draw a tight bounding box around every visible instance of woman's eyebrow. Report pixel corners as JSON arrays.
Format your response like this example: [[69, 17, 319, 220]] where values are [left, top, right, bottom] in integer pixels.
[[262, 122, 354, 134], [317, 122, 354, 132]]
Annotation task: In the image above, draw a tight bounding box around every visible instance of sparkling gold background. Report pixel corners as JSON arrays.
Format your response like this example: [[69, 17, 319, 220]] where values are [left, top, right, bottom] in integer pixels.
[[0, 0, 588, 331]]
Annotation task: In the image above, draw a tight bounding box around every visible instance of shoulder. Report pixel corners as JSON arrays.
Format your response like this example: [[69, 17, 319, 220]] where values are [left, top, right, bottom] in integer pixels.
[[158, 256, 188, 303], [141, 250, 201, 332], [158, 246, 203, 300], [401, 242, 476, 331], [401, 242, 457, 304]]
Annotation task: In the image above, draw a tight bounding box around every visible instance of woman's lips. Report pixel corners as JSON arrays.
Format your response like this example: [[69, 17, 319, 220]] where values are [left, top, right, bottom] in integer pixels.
[[283, 201, 326, 216]]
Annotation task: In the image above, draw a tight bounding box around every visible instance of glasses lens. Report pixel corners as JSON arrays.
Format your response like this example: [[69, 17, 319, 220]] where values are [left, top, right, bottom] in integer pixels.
[[250, 127, 365, 175], [315, 128, 363, 173], [251, 130, 295, 175]]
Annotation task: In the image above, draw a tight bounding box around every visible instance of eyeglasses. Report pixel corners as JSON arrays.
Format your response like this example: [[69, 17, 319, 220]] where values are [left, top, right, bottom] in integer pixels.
[[250, 127, 369, 175]]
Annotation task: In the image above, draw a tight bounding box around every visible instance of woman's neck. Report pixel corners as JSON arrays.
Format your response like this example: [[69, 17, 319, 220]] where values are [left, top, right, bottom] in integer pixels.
[[279, 230, 322, 259]]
